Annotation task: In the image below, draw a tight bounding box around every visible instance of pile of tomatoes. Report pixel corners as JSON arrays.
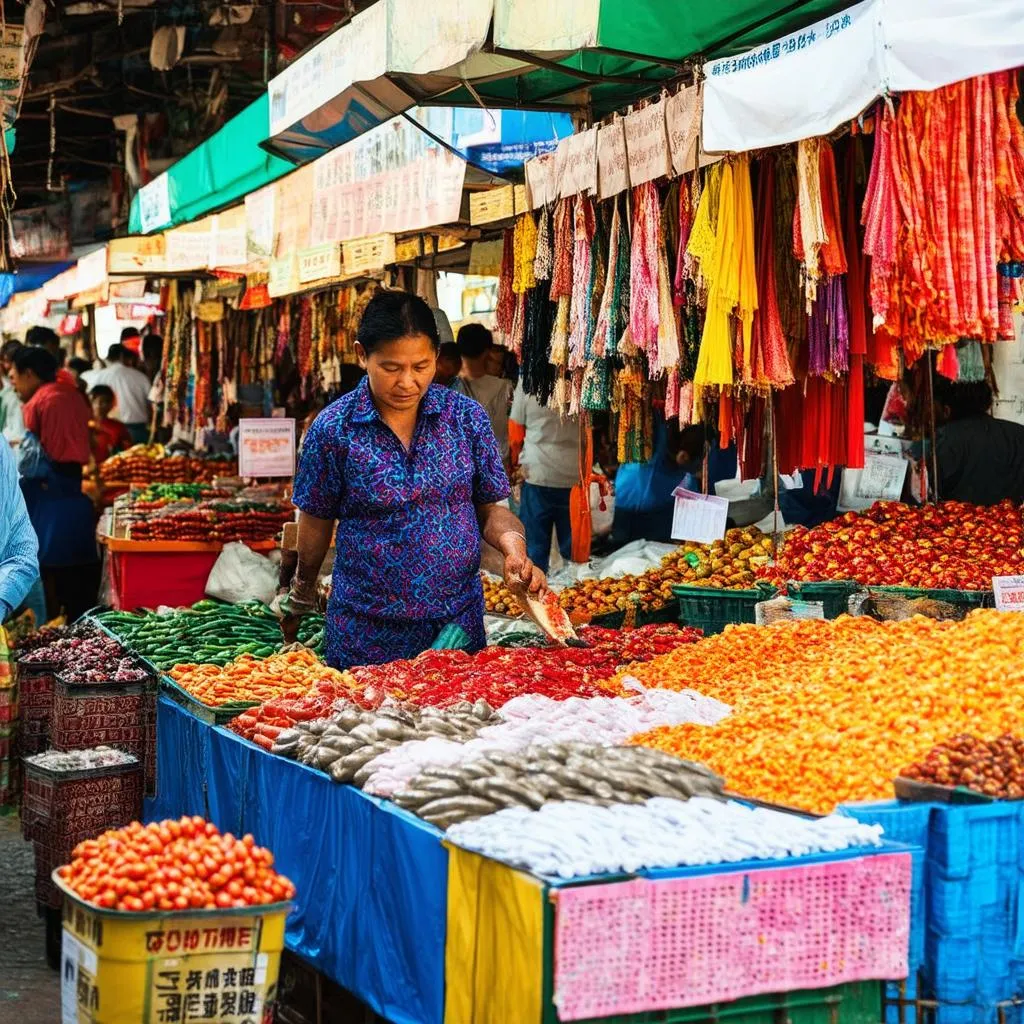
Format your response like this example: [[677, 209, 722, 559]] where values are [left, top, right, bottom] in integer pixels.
[[766, 500, 1024, 590], [58, 817, 296, 912]]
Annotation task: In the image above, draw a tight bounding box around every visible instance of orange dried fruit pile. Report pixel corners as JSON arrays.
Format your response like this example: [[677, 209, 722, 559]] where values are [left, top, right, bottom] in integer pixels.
[[625, 610, 1024, 814]]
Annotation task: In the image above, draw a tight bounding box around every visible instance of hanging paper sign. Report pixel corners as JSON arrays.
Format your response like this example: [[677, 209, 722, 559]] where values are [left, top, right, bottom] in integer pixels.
[[525, 152, 558, 209], [210, 209, 248, 268], [245, 185, 276, 264], [624, 101, 671, 186], [469, 186, 515, 226], [267, 253, 299, 297], [164, 225, 212, 272], [857, 452, 908, 500], [993, 576, 1024, 612], [298, 243, 342, 284], [513, 184, 529, 215], [671, 487, 729, 544], [238, 418, 296, 478], [435, 233, 464, 253], [342, 233, 396, 276], [597, 118, 630, 200], [665, 86, 701, 176], [558, 127, 598, 198], [0, 26, 24, 79], [137, 175, 171, 234], [107, 235, 166, 274]]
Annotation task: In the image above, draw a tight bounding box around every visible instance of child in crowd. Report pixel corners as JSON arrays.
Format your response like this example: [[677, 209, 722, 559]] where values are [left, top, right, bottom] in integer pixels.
[[89, 384, 133, 464]]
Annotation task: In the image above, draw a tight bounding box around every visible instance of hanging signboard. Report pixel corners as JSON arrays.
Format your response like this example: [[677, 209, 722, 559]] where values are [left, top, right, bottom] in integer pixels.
[[297, 243, 342, 284], [671, 487, 729, 544], [557, 127, 598, 198], [993, 576, 1024, 612], [469, 186, 515, 226], [342, 233, 396, 276], [525, 152, 558, 209], [307, 115, 467, 247], [108, 235, 166, 275], [267, 253, 299, 298], [623, 100, 671, 186], [209, 208, 248, 269], [597, 118, 630, 200], [245, 185, 276, 264], [164, 221, 213, 272], [137, 175, 172, 234], [665, 86, 701, 177], [238, 418, 296, 478]]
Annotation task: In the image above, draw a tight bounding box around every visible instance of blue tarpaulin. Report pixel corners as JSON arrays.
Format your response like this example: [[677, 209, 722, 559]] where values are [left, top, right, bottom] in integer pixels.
[[147, 697, 448, 1024], [0, 260, 73, 309]]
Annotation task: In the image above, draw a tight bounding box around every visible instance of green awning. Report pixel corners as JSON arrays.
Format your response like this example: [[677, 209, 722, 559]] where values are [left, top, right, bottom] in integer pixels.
[[128, 95, 293, 234], [435, 0, 853, 116]]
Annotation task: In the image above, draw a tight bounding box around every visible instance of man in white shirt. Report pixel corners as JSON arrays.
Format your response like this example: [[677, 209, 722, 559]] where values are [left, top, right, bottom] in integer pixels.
[[83, 344, 151, 443], [451, 324, 513, 464], [509, 382, 580, 572]]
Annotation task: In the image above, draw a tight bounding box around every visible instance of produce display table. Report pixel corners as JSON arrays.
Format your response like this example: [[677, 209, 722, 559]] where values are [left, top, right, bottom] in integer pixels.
[[146, 696, 447, 1024], [103, 538, 277, 610], [149, 697, 910, 1024]]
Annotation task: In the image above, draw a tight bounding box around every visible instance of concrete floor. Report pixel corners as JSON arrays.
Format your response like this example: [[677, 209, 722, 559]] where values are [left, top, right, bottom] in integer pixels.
[[0, 815, 59, 1024]]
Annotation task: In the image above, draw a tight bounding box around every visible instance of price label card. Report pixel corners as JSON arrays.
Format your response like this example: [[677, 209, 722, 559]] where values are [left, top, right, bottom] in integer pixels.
[[238, 419, 296, 479], [993, 576, 1024, 611], [670, 487, 729, 544]]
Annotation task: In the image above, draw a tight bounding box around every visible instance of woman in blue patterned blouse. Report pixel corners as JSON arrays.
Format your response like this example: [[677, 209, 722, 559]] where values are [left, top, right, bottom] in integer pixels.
[[285, 290, 545, 669]]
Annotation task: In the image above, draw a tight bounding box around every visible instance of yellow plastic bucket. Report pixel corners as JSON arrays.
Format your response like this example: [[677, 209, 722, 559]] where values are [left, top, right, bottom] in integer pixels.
[[55, 872, 289, 1024]]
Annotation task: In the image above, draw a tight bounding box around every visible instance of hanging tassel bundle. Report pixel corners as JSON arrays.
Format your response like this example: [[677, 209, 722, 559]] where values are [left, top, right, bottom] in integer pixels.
[[567, 196, 596, 370], [494, 228, 516, 336]]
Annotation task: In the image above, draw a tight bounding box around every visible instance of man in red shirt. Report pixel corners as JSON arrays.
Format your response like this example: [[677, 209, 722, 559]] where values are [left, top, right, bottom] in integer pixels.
[[9, 345, 97, 619], [11, 346, 91, 466]]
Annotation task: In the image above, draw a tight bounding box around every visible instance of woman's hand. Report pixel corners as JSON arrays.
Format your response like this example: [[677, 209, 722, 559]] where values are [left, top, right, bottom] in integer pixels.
[[503, 548, 546, 595]]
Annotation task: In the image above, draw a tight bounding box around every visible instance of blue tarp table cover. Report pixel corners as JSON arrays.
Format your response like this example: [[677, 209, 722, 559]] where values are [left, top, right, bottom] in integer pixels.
[[146, 696, 447, 1024]]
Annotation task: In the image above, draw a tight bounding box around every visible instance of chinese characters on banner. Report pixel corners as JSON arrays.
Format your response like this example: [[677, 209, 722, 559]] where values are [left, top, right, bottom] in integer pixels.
[[238, 419, 296, 478], [306, 116, 466, 249]]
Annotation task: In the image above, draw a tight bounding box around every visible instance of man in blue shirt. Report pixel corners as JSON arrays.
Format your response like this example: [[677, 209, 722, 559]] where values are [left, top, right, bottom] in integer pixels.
[[0, 441, 38, 621]]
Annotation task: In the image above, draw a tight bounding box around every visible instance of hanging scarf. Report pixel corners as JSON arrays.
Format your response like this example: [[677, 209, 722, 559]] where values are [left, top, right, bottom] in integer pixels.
[[629, 182, 661, 360], [794, 138, 828, 312], [494, 228, 516, 336], [749, 154, 794, 390], [533, 206, 553, 282], [567, 196, 596, 371]]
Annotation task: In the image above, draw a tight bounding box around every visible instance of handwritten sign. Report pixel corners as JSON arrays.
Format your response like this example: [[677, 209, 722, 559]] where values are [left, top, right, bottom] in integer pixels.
[[238, 419, 296, 478], [857, 452, 908, 500], [993, 576, 1024, 612], [107, 235, 166, 275], [513, 184, 529, 215], [164, 224, 213, 272], [525, 152, 558, 209], [671, 487, 729, 544], [0, 26, 24, 80], [210, 209, 248, 269], [342, 233, 396, 276], [558, 127, 598, 198], [298, 243, 342, 284], [665, 86, 701, 176], [597, 118, 630, 200], [469, 186, 515, 226], [623, 101, 671, 186]]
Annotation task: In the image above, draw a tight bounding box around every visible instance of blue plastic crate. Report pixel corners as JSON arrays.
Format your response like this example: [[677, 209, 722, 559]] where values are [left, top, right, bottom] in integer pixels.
[[931, 874, 987, 935], [885, 975, 919, 1024], [934, 1004, 986, 1024], [929, 803, 1020, 879], [926, 928, 983, 1003]]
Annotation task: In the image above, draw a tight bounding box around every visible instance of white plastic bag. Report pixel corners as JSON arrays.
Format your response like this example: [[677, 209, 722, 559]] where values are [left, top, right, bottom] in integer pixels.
[[205, 542, 279, 605]]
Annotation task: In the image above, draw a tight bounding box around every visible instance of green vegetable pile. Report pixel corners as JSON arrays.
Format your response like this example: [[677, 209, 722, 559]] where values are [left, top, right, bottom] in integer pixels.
[[296, 614, 325, 656], [97, 600, 285, 669]]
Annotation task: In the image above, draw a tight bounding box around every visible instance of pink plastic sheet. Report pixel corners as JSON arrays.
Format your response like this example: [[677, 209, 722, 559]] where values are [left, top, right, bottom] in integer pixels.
[[553, 852, 911, 1021]]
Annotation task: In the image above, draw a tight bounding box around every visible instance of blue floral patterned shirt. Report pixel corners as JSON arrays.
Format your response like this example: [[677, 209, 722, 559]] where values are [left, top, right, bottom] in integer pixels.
[[292, 377, 510, 667]]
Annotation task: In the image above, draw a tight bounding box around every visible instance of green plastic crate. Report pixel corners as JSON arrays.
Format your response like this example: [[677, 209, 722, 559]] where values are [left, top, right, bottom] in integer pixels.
[[563, 981, 883, 1024], [672, 585, 774, 636], [865, 586, 992, 613], [786, 581, 860, 619]]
